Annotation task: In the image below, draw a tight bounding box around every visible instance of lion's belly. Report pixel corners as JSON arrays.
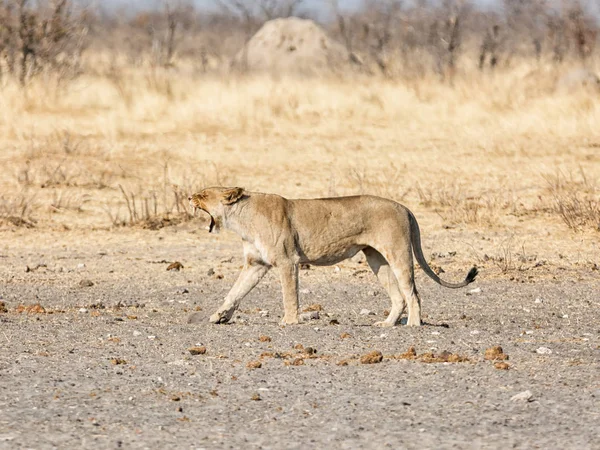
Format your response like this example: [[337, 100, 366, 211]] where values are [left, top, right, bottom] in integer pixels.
[[298, 243, 365, 266]]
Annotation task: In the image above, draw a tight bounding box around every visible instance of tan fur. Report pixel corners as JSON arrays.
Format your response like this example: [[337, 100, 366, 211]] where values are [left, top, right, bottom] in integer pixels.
[[189, 187, 478, 326]]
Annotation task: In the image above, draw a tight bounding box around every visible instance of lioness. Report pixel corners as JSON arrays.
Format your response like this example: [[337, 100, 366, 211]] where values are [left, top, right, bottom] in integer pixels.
[[189, 187, 477, 327]]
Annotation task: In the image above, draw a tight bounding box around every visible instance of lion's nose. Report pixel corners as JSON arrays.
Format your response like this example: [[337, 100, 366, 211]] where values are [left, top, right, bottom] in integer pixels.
[[188, 196, 192, 201]]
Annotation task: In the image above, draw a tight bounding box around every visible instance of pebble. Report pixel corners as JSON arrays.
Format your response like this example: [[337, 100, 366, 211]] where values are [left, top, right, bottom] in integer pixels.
[[360, 309, 375, 316], [536, 347, 552, 355], [299, 311, 320, 321], [77, 263, 86, 269], [469, 287, 482, 294], [299, 288, 311, 295], [470, 330, 480, 335], [562, 314, 569, 319], [78, 308, 88, 314], [510, 390, 533, 403], [148, 335, 157, 340], [133, 331, 142, 337], [259, 310, 269, 317], [534, 297, 544, 304]]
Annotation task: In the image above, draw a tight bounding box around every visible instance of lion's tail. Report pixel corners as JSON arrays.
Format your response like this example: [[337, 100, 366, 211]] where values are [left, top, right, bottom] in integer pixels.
[[407, 210, 478, 289]]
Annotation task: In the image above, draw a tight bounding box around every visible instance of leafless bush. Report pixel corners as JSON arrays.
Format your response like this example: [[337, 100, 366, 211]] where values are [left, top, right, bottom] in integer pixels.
[[543, 170, 600, 231], [106, 183, 194, 229], [0, 0, 88, 84], [0, 190, 38, 227]]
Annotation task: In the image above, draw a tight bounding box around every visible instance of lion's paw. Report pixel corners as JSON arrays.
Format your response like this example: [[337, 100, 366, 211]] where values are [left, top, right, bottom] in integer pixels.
[[209, 311, 231, 324], [280, 316, 300, 326], [373, 320, 394, 327]]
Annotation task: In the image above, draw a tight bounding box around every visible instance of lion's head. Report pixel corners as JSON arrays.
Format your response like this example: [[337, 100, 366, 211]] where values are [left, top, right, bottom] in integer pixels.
[[188, 187, 245, 233]]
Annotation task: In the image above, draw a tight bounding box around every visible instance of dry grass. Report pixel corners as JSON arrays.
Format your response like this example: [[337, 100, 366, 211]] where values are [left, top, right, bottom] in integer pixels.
[[543, 169, 600, 232], [0, 57, 598, 276]]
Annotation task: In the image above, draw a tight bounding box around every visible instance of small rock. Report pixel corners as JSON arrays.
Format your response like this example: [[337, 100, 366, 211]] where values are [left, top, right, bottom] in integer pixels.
[[562, 314, 569, 319], [300, 311, 320, 321], [510, 390, 533, 403], [188, 346, 207, 355], [360, 309, 375, 316], [250, 393, 261, 401], [133, 330, 142, 337], [494, 362, 510, 370], [259, 310, 269, 317], [534, 297, 544, 304], [148, 335, 157, 340], [79, 279, 94, 287], [470, 330, 480, 335], [360, 350, 383, 364], [484, 346, 509, 361], [536, 347, 552, 355], [329, 319, 340, 325], [340, 332, 351, 339], [77, 263, 86, 269], [469, 287, 482, 294], [78, 308, 88, 314], [206, 268, 215, 276], [177, 288, 189, 295], [258, 335, 271, 342], [0, 302, 8, 313], [246, 361, 262, 369], [167, 262, 184, 271], [299, 288, 311, 295]]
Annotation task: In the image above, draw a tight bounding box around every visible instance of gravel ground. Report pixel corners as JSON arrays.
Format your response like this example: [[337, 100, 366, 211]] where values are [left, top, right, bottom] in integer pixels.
[[0, 229, 599, 449]]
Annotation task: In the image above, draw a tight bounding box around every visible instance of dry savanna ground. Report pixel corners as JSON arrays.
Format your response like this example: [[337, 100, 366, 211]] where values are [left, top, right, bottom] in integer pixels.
[[1, 61, 599, 274], [1, 60, 599, 448]]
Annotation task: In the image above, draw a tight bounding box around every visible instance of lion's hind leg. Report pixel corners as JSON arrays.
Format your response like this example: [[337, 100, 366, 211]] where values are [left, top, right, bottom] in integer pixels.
[[363, 247, 406, 327]]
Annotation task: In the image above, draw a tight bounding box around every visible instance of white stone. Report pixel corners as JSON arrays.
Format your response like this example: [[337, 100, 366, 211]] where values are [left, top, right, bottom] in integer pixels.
[[536, 347, 552, 355], [510, 390, 533, 403]]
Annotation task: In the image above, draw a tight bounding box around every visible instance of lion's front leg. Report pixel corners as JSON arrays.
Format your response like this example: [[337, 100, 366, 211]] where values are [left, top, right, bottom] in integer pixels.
[[210, 262, 269, 324], [278, 261, 299, 325]]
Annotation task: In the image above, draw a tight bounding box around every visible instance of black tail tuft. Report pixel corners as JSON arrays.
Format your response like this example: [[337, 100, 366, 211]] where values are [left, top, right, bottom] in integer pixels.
[[465, 267, 478, 284]]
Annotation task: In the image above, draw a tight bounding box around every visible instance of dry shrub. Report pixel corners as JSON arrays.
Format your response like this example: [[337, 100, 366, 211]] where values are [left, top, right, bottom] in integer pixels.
[[543, 169, 600, 231], [416, 182, 515, 226], [482, 236, 539, 274], [0, 190, 38, 227]]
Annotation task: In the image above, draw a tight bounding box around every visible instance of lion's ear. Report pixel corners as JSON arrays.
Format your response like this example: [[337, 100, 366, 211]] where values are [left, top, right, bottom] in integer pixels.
[[221, 187, 245, 205]]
